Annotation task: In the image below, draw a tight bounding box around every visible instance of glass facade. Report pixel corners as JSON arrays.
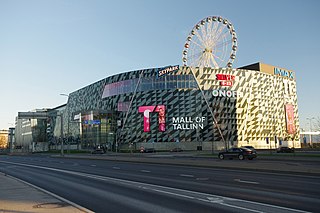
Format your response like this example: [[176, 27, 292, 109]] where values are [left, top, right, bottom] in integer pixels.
[[102, 74, 197, 98], [60, 65, 300, 151], [81, 111, 117, 150]]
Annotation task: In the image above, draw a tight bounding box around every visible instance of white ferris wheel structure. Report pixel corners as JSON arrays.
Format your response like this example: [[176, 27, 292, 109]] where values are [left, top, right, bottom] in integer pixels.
[[182, 16, 238, 68]]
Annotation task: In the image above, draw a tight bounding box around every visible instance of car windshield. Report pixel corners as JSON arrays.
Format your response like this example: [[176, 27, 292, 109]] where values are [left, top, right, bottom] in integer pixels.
[[228, 148, 240, 152], [242, 146, 254, 149]]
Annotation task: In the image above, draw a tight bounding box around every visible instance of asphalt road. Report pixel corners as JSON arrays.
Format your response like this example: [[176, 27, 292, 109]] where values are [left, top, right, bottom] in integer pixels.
[[0, 155, 319, 213]]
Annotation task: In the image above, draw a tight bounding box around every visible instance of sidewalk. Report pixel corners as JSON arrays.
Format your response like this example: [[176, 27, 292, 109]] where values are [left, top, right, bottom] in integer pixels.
[[0, 172, 91, 213]]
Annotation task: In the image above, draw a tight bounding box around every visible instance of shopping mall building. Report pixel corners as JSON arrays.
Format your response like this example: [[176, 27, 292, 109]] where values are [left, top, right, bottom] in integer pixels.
[[22, 62, 296, 152], [13, 62, 300, 152]]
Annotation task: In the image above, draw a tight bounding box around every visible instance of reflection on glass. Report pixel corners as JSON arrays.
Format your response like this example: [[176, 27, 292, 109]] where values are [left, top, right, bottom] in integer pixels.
[[101, 75, 197, 98], [81, 111, 116, 149]]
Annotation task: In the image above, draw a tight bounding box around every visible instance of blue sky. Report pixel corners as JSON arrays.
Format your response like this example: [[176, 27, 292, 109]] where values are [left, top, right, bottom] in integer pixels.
[[0, 0, 319, 131]]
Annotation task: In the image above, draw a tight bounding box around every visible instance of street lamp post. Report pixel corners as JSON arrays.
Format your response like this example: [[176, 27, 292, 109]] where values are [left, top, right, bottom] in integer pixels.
[[55, 113, 64, 156], [306, 117, 315, 146], [60, 114, 64, 156], [108, 132, 117, 153], [60, 93, 70, 134], [115, 133, 118, 153], [60, 94, 70, 154], [7, 123, 14, 153]]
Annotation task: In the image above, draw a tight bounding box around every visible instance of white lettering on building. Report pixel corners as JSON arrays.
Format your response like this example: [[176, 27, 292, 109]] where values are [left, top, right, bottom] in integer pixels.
[[212, 89, 239, 98], [172, 117, 206, 130]]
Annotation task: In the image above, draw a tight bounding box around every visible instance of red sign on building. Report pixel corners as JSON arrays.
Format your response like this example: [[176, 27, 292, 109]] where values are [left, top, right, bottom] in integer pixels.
[[216, 74, 235, 87], [138, 105, 166, 132], [216, 74, 235, 81], [220, 81, 233, 86], [285, 104, 296, 135]]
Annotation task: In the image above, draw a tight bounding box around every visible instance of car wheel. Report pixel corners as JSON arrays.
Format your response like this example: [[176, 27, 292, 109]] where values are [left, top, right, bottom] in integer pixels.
[[238, 154, 244, 160], [218, 154, 224, 160]]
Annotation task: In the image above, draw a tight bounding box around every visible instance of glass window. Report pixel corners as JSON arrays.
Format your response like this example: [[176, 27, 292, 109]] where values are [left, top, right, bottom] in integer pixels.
[[154, 82, 159, 90], [183, 80, 187, 88], [181, 75, 186, 81], [173, 81, 177, 88], [102, 74, 201, 98], [118, 102, 130, 111], [168, 82, 175, 89], [191, 80, 198, 88], [159, 82, 165, 89]]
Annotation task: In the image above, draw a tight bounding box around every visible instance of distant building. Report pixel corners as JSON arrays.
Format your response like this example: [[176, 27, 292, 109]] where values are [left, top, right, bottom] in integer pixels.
[[14, 105, 66, 153], [13, 63, 300, 152]]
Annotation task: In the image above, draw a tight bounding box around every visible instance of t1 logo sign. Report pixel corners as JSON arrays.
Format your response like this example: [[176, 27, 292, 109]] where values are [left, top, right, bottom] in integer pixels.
[[138, 105, 165, 132]]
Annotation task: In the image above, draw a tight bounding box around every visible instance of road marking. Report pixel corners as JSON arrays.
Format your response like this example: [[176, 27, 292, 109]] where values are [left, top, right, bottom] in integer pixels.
[[152, 189, 195, 199], [221, 203, 264, 213], [112, 167, 120, 169], [179, 174, 194, 178], [234, 179, 260, 185], [207, 197, 224, 203], [196, 177, 209, 181], [140, 170, 151, 173], [91, 165, 96, 167]]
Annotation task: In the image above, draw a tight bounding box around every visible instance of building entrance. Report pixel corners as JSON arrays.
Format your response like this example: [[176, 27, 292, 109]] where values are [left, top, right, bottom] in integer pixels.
[[81, 110, 117, 150]]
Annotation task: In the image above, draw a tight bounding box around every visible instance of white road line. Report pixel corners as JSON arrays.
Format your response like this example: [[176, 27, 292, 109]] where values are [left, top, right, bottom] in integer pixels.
[[91, 165, 96, 167], [234, 179, 260, 185], [197, 198, 212, 203], [196, 177, 209, 181], [179, 174, 194, 178], [140, 170, 151, 173], [207, 197, 224, 203], [152, 189, 195, 199], [112, 167, 120, 169], [220, 203, 264, 213]]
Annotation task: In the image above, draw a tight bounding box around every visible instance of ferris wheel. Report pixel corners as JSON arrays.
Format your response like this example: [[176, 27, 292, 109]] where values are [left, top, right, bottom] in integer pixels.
[[182, 16, 238, 68]]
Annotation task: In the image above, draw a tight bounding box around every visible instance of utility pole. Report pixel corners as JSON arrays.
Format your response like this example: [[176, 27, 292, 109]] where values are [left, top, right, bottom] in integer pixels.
[[58, 113, 64, 156]]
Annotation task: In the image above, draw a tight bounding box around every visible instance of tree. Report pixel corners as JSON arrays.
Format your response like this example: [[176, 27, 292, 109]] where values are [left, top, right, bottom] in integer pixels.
[[315, 116, 320, 131], [0, 135, 7, 148]]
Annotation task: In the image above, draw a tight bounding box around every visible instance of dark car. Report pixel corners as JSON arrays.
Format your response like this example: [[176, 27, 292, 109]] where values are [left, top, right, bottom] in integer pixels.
[[170, 148, 183, 152], [91, 149, 105, 154], [218, 147, 257, 160], [141, 148, 156, 153], [277, 147, 294, 153]]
